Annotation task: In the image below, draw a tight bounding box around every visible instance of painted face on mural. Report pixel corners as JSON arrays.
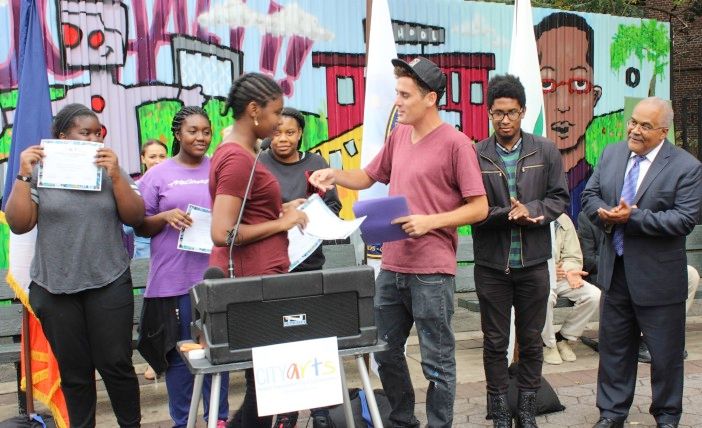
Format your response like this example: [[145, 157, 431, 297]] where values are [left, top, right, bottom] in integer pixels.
[[60, 0, 128, 68], [272, 116, 303, 161], [537, 26, 601, 152], [393, 77, 436, 127]]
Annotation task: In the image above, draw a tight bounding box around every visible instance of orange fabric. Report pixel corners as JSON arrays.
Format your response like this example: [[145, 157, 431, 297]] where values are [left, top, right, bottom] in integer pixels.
[[20, 311, 69, 428]]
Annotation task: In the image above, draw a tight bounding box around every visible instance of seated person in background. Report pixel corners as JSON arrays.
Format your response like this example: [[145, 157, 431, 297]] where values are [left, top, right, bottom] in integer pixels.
[[542, 213, 601, 365], [577, 210, 602, 287], [260, 107, 341, 428]]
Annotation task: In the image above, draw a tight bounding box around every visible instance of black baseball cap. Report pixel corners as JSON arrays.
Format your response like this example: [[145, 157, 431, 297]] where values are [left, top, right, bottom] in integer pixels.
[[391, 56, 446, 98]]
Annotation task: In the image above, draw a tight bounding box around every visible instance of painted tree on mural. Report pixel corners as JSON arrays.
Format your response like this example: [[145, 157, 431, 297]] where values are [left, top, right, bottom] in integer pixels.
[[610, 20, 670, 96]]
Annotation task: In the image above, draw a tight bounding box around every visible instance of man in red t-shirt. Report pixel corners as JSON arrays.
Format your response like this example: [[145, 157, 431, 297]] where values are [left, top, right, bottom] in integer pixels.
[[309, 57, 487, 428]]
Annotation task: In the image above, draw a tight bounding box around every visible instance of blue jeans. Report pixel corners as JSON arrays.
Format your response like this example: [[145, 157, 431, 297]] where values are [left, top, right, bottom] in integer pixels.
[[373, 269, 456, 428]]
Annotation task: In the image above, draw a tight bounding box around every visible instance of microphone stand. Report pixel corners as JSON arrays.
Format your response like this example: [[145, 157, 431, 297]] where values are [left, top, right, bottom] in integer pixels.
[[227, 139, 271, 278]]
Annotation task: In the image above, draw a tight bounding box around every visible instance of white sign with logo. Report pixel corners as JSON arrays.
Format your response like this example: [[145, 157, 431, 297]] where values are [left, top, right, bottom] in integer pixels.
[[252, 336, 343, 416]]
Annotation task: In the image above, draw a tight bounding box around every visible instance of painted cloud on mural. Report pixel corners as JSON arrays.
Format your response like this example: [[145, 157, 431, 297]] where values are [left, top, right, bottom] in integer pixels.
[[198, 0, 333, 41], [451, 14, 509, 48]]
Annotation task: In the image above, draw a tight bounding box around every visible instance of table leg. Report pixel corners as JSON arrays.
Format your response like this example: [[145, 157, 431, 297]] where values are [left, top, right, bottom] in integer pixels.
[[207, 373, 222, 428], [339, 356, 355, 428], [356, 355, 383, 428], [187, 374, 205, 428]]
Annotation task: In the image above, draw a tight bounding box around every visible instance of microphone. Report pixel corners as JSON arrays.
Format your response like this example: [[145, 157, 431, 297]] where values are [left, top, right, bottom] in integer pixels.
[[226, 139, 272, 278], [203, 266, 226, 280]]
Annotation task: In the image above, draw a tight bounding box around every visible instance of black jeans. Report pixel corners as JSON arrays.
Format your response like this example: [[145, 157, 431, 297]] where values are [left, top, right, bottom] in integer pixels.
[[29, 269, 140, 428], [475, 263, 549, 394]]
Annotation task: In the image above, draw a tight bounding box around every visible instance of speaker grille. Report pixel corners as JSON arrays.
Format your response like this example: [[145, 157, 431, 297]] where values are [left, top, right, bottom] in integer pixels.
[[226, 292, 359, 350]]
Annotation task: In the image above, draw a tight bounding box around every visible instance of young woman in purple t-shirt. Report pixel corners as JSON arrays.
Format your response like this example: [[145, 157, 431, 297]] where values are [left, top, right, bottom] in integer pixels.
[[135, 106, 228, 428]]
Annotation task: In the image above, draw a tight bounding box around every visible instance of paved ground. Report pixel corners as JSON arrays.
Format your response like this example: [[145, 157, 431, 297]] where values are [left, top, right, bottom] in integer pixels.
[[3, 303, 702, 427]]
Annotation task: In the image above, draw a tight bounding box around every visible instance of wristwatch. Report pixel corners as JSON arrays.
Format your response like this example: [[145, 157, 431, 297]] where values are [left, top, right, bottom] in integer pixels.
[[16, 174, 31, 182]]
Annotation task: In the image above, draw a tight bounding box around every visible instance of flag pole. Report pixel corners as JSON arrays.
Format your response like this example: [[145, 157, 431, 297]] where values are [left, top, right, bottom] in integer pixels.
[[22, 307, 35, 414]]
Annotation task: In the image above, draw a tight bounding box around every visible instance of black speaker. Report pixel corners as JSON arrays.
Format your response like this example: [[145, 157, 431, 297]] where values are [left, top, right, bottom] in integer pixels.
[[190, 266, 377, 364]]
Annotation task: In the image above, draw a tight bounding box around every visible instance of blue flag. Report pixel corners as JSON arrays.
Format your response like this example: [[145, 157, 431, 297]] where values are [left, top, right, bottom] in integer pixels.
[[2, 0, 53, 210]]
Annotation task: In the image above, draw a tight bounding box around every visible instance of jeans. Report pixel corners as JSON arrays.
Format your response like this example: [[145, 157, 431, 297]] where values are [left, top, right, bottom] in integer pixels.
[[373, 269, 456, 428], [474, 263, 550, 394], [29, 269, 141, 428]]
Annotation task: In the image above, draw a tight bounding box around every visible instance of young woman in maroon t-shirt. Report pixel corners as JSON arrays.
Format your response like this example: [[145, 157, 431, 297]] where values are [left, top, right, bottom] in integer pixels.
[[209, 73, 307, 427]]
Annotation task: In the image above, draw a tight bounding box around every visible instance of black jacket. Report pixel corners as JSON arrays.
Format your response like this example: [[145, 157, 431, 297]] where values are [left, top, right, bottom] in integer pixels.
[[472, 132, 569, 271], [577, 210, 602, 286]]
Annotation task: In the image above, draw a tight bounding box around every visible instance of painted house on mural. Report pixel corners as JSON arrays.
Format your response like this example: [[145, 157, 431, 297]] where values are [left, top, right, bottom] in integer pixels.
[[0, 0, 671, 266]]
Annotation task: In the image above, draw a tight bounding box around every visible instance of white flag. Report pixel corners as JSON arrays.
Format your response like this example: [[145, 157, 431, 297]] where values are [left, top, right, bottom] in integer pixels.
[[6, 229, 36, 307], [508, 0, 546, 137], [359, 0, 398, 200]]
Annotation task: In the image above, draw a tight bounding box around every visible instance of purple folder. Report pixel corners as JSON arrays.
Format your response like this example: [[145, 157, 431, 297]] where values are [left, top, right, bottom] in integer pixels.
[[353, 196, 410, 243]]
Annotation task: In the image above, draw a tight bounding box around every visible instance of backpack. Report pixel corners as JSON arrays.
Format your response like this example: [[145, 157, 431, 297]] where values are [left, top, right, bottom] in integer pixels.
[[328, 388, 392, 428]]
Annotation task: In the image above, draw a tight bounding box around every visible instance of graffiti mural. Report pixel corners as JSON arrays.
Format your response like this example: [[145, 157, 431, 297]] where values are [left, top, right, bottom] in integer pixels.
[[0, 0, 670, 266]]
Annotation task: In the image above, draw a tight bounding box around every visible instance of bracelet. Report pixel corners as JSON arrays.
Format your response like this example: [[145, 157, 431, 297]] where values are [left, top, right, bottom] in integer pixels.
[[16, 174, 31, 182]]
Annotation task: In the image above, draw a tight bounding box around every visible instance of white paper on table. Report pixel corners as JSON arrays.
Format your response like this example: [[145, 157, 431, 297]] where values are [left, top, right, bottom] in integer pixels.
[[177, 204, 214, 254], [253, 337, 342, 416], [300, 194, 366, 240], [287, 226, 322, 271], [38, 139, 103, 191]]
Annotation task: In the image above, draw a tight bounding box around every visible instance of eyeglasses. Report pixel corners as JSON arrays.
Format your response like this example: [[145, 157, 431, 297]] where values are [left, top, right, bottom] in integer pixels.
[[627, 118, 667, 132], [489, 109, 522, 121], [541, 78, 593, 95]]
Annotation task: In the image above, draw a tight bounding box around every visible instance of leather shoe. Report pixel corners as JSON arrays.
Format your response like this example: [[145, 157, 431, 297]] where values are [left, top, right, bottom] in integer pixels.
[[656, 423, 677, 428], [638, 340, 652, 364], [593, 417, 624, 428]]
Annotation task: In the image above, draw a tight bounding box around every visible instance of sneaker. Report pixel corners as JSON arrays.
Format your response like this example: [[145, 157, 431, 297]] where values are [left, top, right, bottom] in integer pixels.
[[557, 340, 577, 362], [216, 420, 227, 428], [543, 345, 562, 365]]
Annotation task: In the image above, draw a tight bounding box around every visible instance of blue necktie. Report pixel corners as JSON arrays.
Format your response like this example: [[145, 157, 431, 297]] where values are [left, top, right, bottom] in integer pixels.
[[612, 155, 646, 256]]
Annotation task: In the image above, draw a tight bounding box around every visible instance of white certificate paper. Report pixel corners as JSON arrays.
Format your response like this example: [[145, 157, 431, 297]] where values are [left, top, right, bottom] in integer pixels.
[[38, 139, 103, 191], [301, 194, 366, 240], [177, 204, 214, 254], [287, 226, 322, 271]]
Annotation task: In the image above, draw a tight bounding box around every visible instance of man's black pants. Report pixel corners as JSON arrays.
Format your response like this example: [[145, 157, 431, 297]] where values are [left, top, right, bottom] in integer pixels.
[[475, 262, 550, 394]]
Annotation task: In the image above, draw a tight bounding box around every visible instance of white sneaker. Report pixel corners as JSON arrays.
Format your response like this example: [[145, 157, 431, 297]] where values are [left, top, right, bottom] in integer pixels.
[[557, 340, 577, 362], [543, 345, 562, 365]]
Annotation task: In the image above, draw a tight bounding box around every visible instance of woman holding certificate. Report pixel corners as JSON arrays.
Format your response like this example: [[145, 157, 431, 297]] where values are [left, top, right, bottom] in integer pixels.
[[4, 103, 144, 427], [209, 73, 308, 428], [135, 106, 229, 428]]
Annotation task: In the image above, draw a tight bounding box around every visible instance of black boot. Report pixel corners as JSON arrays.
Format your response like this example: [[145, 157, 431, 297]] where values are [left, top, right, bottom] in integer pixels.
[[488, 393, 512, 428], [516, 391, 538, 428]]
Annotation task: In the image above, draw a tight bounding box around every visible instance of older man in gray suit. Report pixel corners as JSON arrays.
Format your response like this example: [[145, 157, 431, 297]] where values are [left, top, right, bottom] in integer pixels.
[[582, 97, 702, 428]]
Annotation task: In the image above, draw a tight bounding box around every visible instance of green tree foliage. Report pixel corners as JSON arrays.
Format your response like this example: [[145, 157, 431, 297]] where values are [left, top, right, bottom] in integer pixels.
[[610, 20, 670, 95]]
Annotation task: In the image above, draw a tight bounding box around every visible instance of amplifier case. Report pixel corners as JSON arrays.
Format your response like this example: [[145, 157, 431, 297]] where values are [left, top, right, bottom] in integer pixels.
[[190, 266, 377, 364]]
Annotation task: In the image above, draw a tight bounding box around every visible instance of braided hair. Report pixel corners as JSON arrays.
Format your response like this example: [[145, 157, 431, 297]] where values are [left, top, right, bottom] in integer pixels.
[[170, 106, 210, 156], [281, 107, 305, 134], [222, 73, 283, 119], [52, 103, 97, 138]]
